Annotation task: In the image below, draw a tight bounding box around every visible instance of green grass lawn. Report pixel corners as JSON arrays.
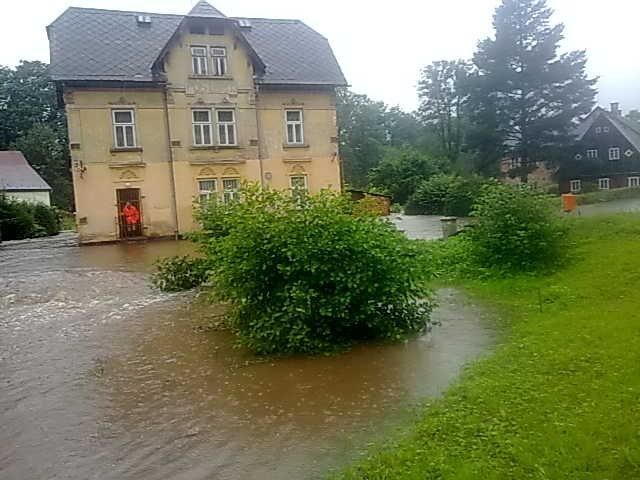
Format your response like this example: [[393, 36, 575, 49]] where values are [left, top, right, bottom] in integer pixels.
[[334, 213, 640, 479]]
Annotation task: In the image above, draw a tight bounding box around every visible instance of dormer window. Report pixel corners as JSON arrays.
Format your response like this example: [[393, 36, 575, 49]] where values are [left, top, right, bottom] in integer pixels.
[[211, 47, 227, 76], [191, 46, 208, 75]]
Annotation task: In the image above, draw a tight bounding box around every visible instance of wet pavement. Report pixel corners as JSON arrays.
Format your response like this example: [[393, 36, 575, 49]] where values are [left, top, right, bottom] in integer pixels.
[[389, 214, 469, 240], [0, 232, 494, 480]]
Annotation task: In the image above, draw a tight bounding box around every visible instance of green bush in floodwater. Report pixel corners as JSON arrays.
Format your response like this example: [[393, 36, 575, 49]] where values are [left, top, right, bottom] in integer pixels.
[[152, 255, 210, 292], [155, 185, 432, 355]]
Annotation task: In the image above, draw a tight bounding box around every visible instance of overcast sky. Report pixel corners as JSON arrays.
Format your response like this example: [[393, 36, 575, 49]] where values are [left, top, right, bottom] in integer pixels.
[[2, 0, 639, 113]]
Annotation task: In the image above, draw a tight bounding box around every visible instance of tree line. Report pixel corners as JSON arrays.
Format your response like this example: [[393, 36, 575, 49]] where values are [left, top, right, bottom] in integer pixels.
[[337, 0, 636, 205], [1, 0, 638, 211]]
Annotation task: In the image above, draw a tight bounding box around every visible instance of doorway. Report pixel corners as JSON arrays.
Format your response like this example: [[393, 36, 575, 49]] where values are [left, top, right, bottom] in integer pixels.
[[116, 188, 143, 239]]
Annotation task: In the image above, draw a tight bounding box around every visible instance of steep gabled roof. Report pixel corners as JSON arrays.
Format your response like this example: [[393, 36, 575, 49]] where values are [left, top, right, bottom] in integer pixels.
[[47, 5, 347, 86], [188, 1, 226, 18], [236, 18, 347, 86], [0, 151, 51, 191], [575, 107, 640, 152]]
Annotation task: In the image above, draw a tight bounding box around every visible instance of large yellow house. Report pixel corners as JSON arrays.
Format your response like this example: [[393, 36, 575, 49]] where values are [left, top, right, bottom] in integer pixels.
[[47, 1, 347, 243]]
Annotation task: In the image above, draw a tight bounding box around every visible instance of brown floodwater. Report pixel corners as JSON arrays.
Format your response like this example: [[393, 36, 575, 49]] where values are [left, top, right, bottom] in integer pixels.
[[0, 232, 494, 480]]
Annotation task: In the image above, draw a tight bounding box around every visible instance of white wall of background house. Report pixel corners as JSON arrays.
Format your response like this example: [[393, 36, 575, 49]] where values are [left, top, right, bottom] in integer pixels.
[[2, 190, 51, 205]]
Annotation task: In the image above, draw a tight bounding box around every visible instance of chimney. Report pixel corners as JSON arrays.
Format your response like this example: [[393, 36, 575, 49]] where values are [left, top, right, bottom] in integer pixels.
[[610, 102, 621, 116]]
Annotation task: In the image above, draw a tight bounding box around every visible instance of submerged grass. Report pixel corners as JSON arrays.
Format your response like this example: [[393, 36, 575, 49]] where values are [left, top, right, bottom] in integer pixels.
[[333, 213, 640, 479]]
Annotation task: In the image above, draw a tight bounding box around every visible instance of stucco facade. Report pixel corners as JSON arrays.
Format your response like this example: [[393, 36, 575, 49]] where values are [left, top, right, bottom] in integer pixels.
[[52, 6, 345, 243]]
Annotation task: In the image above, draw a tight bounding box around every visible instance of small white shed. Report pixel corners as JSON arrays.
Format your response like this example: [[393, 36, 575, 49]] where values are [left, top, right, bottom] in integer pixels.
[[0, 151, 52, 205]]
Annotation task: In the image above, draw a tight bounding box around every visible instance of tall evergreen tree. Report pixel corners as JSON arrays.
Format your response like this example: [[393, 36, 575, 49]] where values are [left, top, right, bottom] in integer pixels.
[[467, 0, 597, 174]]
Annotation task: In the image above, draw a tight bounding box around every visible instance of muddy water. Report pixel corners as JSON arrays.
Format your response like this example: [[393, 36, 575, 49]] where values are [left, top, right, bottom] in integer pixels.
[[0, 234, 494, 480]]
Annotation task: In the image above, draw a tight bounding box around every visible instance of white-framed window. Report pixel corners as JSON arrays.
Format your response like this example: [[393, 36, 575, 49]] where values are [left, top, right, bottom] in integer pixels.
[[211, 47, 228, 76], [595, 127, 602, 134], [112, 109, 136, 148], [603, 126, 610, 133], [198, 179, 217, 202], [290, 174, 308, 200], [285, 109, 304, 144], [191, 46, 208, 75], [586, 149, 598, 159], [192, 110, 213, 146], [609, 147, 621, 161], [570, 179, 581, 193], [598, 177, 610, 190], [222, 178, 240, 203], [217, 110, 237, 145], [628, 176, 640, 188]]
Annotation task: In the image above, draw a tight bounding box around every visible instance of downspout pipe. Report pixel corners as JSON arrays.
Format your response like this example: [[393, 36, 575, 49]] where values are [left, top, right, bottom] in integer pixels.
[[162, 85, 180, 240], [255, 83, 265, 188]]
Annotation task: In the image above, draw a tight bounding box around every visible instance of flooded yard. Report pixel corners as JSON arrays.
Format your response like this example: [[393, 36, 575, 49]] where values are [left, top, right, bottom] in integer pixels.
[[0, 232, 494, 479]]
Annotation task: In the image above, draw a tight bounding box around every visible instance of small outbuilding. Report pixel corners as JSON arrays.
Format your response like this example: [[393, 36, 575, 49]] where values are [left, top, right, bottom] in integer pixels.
[[347, 189, 392, 216], [0, 151, 51, 205]]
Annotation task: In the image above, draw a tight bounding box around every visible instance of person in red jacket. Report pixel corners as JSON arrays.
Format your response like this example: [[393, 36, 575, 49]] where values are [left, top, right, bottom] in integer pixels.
[[122, 201, 140, 235]]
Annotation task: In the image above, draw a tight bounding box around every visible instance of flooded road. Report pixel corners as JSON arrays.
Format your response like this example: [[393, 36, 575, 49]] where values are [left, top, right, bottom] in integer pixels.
[[1, 233, 494, 480]]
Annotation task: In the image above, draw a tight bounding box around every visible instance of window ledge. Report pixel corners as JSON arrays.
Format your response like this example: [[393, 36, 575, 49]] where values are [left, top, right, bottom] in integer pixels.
[[110, 147, 143, 153], [283, 143, 310, 149], [189, 145, 241, 151], [189, 74, 233, 81]]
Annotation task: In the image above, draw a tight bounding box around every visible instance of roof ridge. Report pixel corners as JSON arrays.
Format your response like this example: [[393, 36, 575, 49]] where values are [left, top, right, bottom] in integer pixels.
[[232, 17, 302, 23], [64, 6, 184, 18]]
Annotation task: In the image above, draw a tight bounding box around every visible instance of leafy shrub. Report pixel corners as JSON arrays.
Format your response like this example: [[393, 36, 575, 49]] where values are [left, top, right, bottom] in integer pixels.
[[32, 203, 60, 236], [0, 197, 35, 240], [405, 174, 488, 216], [469, 184, 566, 271], [151, 255, 210, 292], [168, 185, 432, 355], [368, 147, 447, 204]]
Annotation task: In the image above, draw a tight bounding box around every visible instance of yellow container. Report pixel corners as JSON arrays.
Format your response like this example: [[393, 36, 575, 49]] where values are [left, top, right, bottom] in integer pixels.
[[562, 193, 577, 212]]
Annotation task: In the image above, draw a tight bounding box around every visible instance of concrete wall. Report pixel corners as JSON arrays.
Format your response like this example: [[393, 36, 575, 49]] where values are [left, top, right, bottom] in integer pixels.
[[65, 27, 342, 243], [3, 190, 51, 205]]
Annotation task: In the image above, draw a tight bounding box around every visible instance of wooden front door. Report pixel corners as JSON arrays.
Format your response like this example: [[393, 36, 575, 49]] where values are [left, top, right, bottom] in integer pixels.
[[116, 188, 143, 239]]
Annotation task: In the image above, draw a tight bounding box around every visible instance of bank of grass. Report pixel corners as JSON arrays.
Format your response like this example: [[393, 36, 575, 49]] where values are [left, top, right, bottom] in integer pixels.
[[334, 213, 640, 479], [576, 186, 640, 205]]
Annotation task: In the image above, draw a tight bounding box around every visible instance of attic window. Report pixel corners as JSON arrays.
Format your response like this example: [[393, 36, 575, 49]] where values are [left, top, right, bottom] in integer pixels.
[[603, 126, 610, 133], [211, 47, 227, 76], [595, 127, 602, 134], [609, 147, 621, 161], [136, 15, 151, 25], [237, 19, 252, 28], [191, 47, 208, 75]]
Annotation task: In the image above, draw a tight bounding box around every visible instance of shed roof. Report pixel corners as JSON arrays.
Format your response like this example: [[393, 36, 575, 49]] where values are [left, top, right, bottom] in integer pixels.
[[0, 151, 51, 191], [47, 3, 347, 86]]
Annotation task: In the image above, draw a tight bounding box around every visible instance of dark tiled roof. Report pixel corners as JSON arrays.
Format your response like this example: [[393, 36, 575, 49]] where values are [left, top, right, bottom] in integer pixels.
[[47, 5, 347, 86], [236, 18, 346, 86], [0, 151, 51, 191], [575, 107, 640, 152], [48, 8, 182, 82]]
